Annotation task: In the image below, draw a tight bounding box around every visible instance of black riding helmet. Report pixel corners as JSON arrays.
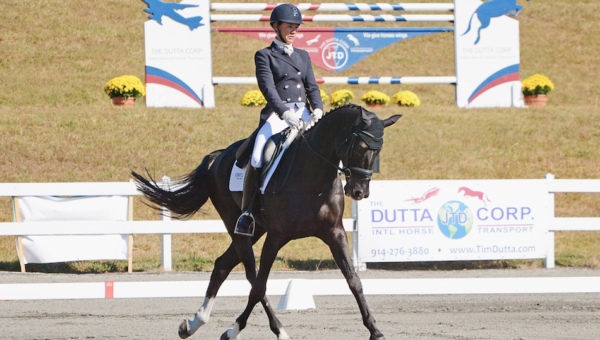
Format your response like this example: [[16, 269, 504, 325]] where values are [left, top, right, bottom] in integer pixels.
[[270, 4, 303, 44]]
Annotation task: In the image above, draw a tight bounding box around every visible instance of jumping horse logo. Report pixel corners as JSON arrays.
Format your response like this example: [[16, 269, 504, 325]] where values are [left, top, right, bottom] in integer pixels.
[[462, 0, 523, 45], [143, 0, 204, 31]]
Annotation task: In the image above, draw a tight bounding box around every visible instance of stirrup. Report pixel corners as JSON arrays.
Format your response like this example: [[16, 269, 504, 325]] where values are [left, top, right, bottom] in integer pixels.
[[234, 211, 255, 236]]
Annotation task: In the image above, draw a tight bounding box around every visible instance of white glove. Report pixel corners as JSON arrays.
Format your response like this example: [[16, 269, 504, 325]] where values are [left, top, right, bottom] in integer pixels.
[[312, 108, 323, 121], [282, 109, 301, 129]]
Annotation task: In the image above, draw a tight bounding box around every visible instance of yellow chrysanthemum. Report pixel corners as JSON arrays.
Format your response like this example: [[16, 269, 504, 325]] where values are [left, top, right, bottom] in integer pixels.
[[240, 90, 267, 107], [521, 74, 554, 96], [360, 90, 390, 105], [330, 89, 354, 107], [320, 89, 328, 103], [104, 75, 145, 99], [392, 90, 421, 107]]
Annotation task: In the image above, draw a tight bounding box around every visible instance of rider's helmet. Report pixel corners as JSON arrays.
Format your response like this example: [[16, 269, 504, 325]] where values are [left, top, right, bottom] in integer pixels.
[[269, 4, 304, 26]]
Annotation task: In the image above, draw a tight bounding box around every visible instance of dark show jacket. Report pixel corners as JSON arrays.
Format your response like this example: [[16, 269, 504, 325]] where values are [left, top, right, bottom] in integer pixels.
[[255, 42, 323, 124]]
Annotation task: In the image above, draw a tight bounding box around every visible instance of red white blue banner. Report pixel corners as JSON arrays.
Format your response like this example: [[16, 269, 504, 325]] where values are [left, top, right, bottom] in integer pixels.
[[215, 27, 452, 73], [357, 180, 548, 263]]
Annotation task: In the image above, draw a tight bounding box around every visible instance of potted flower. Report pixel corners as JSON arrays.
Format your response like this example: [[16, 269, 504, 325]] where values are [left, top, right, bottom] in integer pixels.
[[104, 75, 145, 107], [320, 89, 328, 104], [330, 89, 354, 107], [360, 90, 390, 108], [240, 90, 267, 107], [521, 74, 554, 107], [392, 90, 421, 107]]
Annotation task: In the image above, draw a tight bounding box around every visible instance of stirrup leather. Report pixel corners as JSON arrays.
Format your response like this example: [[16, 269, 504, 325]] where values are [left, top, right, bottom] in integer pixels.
[[234, 211, 255, 236]]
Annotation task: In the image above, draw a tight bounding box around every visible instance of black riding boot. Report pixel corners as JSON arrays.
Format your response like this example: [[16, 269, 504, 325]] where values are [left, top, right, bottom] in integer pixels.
[[234, 164, 260, 236]]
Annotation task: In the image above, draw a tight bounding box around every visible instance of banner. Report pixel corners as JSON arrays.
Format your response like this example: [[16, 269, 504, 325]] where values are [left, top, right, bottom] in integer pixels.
[[454, 0, 525, 108], [16, 196, 130, 264], [217, 27, 452, 73], [357, 180, 548, 262], [144, 0, 214, 108]]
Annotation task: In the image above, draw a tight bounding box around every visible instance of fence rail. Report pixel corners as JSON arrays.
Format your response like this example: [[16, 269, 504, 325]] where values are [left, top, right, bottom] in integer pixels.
[[2, 175, 599, 271]]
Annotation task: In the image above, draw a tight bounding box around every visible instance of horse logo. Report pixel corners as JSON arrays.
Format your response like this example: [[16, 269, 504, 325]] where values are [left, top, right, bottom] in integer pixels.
[[458, 187, 491, 206], [143, 0, 204, 31], [462, 0, 523, 45], [347, 34, 360, 46]]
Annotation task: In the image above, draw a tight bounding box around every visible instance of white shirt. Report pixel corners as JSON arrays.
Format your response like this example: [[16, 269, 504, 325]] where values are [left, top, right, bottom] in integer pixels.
[[273, 38, 294, 56]]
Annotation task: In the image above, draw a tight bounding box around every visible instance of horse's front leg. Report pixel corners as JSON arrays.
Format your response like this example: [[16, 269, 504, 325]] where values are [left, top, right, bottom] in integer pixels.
[[221, 234, 287, 340], [319, 226, 385, 340]]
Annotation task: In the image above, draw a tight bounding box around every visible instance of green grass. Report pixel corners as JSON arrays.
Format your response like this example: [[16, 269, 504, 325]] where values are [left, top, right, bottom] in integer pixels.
[[1, 0, 599, 273]]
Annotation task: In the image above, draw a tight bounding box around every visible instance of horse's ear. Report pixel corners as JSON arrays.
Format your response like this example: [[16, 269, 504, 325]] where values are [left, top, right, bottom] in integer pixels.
[[383, 115, 402, 128], [359, 108, 372, 129]]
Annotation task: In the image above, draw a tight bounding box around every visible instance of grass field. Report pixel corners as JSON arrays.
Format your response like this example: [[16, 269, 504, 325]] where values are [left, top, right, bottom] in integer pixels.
[[1, 0, 599, 273]]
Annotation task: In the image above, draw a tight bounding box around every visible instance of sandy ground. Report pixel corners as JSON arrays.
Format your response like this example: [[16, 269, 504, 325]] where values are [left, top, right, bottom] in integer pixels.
[[1, 269, 600, 339]]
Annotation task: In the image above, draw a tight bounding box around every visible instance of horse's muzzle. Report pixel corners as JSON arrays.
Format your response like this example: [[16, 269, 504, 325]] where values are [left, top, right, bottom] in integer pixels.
[[344, 182, 370, 200]]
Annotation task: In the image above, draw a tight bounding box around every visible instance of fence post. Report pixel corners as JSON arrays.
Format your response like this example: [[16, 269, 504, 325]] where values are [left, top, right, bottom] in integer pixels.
[[545, 173, 555, 269], [160, 176, 173, 272], [351, 200, 367, 272]]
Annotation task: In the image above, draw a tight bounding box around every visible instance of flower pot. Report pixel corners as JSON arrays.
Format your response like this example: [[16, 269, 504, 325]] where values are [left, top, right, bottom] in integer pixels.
[[112, 97, 136, 107], [366, 103, 382, 108], [524, 94, 548, 107]]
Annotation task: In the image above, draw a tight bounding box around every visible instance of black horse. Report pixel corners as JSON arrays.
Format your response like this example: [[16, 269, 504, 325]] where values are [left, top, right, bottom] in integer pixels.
[[132, 104, 401, 340]]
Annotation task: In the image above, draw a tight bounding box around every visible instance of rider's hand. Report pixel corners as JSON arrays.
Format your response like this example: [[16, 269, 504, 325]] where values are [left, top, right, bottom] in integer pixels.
[[312, 108, 323, 121], [282, 110, 301, 129]]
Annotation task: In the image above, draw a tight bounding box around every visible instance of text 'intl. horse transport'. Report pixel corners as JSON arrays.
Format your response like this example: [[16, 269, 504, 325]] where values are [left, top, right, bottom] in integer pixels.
[[132, 104, 401, 340]]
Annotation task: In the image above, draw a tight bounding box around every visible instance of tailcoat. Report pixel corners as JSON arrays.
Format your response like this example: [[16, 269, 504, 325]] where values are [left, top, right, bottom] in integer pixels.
[[255, 42, 323, 125]]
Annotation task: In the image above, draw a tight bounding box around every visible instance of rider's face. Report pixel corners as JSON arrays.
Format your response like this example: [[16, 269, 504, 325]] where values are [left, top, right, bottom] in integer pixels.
[[275, 22, 299, 44]]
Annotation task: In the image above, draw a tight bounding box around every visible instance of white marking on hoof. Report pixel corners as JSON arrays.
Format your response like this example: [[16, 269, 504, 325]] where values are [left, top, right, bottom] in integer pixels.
[[226, 322, 241, 340], [278, 328, 290, 340]]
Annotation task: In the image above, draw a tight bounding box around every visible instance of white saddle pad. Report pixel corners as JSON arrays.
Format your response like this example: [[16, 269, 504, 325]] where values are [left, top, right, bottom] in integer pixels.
[[229, 151, 286, 194]]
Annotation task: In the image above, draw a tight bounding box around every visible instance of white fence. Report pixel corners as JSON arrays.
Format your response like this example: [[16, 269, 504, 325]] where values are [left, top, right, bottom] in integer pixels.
[[1, 174, 599, 272]]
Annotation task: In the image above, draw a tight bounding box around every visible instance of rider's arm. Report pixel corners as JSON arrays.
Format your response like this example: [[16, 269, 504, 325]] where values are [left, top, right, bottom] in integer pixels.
[[302, 50, 324, 112], [255, 50, 289, 117]]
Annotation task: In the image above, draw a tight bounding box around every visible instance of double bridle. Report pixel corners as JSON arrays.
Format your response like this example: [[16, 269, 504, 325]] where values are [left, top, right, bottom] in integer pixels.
[[301, 128, 377, 182]]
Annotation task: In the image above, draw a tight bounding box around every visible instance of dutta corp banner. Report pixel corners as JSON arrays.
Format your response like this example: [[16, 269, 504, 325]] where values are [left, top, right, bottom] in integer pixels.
[[356, 180, 549, 263]]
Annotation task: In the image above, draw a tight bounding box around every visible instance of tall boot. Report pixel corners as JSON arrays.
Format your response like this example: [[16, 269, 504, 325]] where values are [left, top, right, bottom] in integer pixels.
[[234, 164, 260, 236]]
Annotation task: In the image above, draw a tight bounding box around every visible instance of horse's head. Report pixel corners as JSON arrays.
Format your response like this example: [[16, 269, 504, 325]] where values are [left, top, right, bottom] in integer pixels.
[[337, 107, 401, 200]]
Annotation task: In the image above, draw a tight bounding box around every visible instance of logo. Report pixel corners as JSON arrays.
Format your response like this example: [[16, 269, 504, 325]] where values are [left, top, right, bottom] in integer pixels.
[[321, 41, 348, 70], [143, 0, 204, 31], [347, 34, 360, 46], [293, 7, 299, 17], [437, 201, 473, 239], [306, 34, 321, 46], [405, 187, 440, 204], [462, 0, 523, 44], [458, 187, 491, 206]]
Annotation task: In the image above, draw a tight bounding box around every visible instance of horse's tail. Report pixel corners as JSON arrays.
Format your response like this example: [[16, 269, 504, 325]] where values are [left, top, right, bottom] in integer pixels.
[[461, 11, 477, 36], [131, 149, 223, 219]]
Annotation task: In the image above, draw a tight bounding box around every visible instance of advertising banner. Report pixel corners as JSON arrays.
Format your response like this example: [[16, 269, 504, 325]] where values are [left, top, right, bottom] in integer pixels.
[[217, 27, 452, 73], [454, 0, 525, 108], [357, 180, 548, 262], [144, 0, 214, 108]]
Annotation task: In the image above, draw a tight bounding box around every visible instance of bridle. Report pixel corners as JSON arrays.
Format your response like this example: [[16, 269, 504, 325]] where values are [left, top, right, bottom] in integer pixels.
[[301, 127, 379, 182]]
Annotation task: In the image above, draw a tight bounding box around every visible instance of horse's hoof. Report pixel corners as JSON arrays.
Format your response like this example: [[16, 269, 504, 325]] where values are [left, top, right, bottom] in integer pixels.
[[219, 331, 230, 340], [178, 319, 192, 339], [369, 336, 385, 340]]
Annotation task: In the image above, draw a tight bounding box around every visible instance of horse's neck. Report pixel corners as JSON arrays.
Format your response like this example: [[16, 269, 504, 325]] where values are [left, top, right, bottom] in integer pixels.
[[307, 110, 357, 160]]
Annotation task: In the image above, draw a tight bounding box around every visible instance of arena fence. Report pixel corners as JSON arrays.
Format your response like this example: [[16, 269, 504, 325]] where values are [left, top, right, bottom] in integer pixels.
[[1, 175, 599, 273]]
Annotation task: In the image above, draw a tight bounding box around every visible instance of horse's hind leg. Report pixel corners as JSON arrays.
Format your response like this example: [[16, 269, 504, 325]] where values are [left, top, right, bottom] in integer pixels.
[[319, 227, 385, 340], [179, 232, 287, 339], [222, 234, 286, 340]]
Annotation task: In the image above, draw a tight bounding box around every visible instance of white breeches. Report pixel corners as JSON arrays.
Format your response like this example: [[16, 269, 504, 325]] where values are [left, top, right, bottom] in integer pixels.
[[251, 106, 311, 168]]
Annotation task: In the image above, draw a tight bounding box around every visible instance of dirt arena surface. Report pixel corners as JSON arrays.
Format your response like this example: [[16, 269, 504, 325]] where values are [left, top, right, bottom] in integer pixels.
[[1, 268, 600, 339]]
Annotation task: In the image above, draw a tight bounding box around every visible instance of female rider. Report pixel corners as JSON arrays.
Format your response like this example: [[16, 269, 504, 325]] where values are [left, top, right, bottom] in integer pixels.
[[235, 4, 324, 236]]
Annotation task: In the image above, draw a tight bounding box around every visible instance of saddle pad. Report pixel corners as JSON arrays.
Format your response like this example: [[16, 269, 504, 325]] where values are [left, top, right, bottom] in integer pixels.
[[229, 151, 286, 194]]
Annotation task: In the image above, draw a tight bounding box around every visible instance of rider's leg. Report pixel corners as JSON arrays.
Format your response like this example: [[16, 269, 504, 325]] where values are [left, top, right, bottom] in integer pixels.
[[235, 114, 286, 236]]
